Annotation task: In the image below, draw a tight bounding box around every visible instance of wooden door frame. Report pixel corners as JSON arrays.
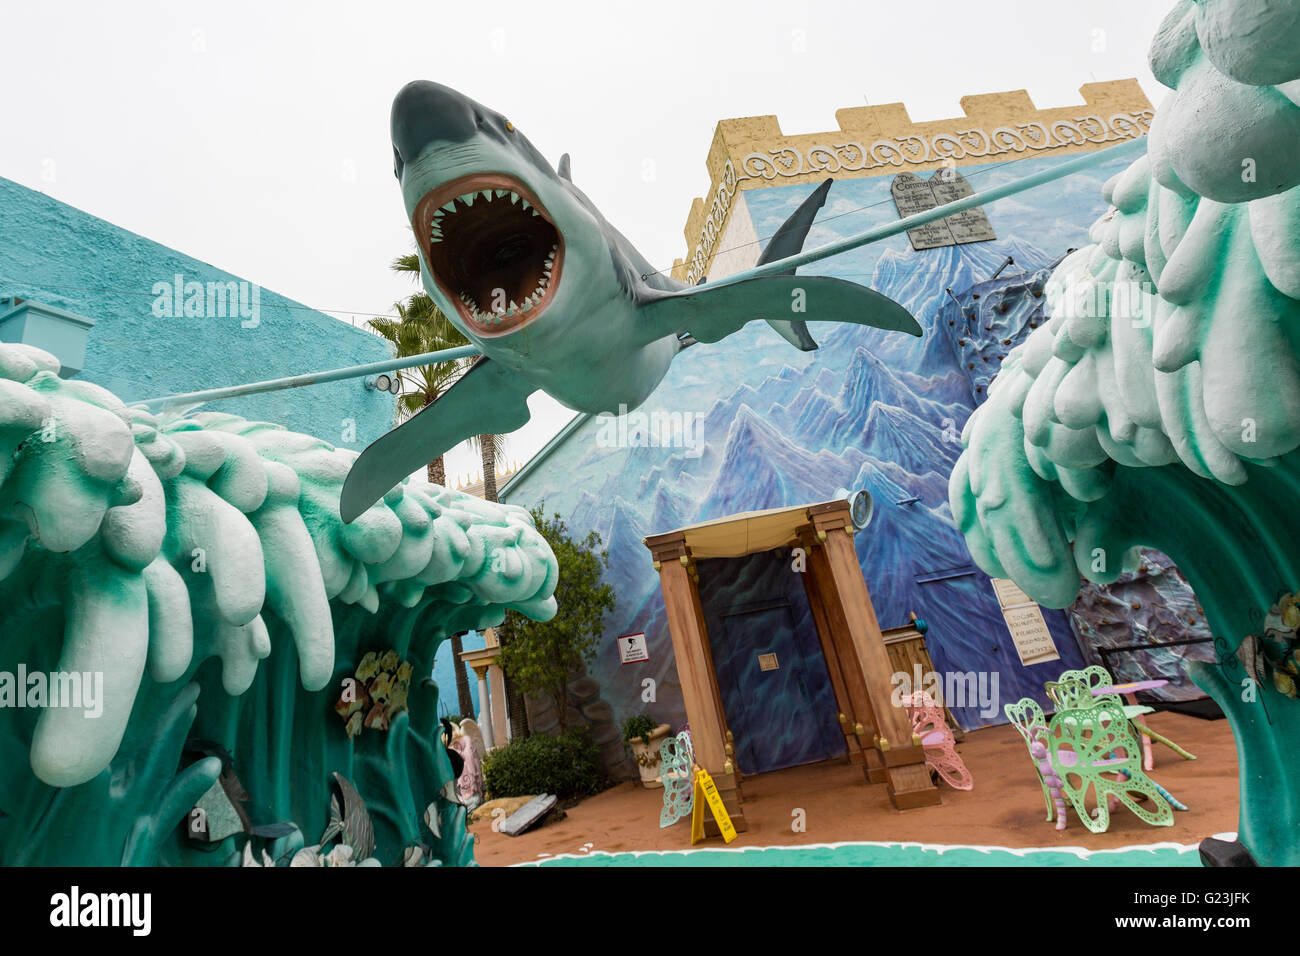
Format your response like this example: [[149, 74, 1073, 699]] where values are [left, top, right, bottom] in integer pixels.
[[646, 501, 940, 814]]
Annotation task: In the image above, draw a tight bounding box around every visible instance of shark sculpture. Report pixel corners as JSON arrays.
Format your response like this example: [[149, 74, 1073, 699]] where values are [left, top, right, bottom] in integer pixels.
[[340, 80, 921, 522]]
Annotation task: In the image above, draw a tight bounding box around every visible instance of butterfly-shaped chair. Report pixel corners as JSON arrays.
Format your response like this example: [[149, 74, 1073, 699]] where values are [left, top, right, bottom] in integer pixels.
[[657, 730, 694, 828], [1004, 697, 1063, 825], [1047, 665, 1195, 770], [1007, 691, 1185, 832], [1047, 696, 1178, 833], [902, 690, 973, 790]]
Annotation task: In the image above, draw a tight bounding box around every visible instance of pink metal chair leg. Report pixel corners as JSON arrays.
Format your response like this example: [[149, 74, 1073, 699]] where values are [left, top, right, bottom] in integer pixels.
[[1030, 734, 1067, 830], [1126, 691, 1155, 771]]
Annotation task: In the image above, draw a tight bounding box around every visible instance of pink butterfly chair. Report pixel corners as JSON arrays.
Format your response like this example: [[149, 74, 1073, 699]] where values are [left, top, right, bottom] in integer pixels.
[[902, 691, 973, 790]]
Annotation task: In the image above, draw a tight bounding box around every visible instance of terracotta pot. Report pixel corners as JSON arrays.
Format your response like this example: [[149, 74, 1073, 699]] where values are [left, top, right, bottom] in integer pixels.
[[628, 723, 672, 788]]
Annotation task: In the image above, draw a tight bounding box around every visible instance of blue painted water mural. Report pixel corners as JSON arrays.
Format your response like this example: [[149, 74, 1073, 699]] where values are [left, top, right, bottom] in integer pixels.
[[502, 150, 1187, 733]]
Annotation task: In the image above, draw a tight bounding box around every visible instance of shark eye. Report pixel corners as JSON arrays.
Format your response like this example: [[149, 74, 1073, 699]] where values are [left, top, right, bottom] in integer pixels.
[[505, 121, 514, 132]]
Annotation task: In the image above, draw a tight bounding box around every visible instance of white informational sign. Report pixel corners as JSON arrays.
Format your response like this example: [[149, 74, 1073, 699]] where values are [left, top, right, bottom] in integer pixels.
[[618, 632, 649, 665], [991, 577, 1033, 609], [991, 577, 1060, 667], [758, 653, 779, 672]]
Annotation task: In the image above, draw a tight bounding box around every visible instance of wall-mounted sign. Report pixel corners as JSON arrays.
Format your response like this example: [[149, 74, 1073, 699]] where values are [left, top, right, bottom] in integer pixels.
[[991, 577, 1033, 608], [758, 653, 779, 672], [891, 169, 997, 251], [991, 577, 1059, 666], [618, 632, 649, 665]]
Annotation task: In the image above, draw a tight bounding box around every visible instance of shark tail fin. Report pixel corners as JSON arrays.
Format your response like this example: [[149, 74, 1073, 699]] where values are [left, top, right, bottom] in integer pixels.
[[759, 177, 833, 352]]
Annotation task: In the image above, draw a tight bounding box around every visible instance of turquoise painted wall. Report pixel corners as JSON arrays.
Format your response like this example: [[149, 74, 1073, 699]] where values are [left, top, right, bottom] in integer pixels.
[[0, 176, 395, 447]]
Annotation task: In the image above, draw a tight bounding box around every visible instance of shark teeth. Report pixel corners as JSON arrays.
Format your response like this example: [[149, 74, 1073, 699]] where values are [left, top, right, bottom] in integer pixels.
[[455, 242, 559, 327], [431, 188, 541, 243]]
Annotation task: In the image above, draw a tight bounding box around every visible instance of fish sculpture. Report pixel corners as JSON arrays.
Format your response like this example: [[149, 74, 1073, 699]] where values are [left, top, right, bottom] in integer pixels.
[[340, 81, 920, 521]]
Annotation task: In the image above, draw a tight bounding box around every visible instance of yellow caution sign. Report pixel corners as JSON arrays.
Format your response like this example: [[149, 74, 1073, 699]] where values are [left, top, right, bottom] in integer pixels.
[[689, 765, 737, 845]]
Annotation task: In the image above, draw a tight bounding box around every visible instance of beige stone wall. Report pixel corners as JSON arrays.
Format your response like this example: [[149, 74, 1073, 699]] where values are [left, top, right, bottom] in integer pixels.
[[704, 191, 759, 281], [671, 80, 1154, 282]]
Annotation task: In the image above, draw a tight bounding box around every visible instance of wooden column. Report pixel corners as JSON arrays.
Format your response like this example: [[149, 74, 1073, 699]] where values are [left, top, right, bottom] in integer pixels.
[[799, 535, 868, 774], [645, 532, 746, 831], [807, 504, 940, 809], [685, 565, 743, 788], [801, 529, 886, 784]]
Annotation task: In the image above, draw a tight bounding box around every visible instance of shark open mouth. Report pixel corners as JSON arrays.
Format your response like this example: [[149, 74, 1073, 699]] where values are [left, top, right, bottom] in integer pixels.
[[413, 173, 564, 335]]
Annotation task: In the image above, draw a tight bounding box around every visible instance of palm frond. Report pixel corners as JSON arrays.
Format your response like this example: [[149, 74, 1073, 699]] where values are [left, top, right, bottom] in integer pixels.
[[392, 252, 422, 277], [467, 432, 510, 460], [373, 246, 508, 467]]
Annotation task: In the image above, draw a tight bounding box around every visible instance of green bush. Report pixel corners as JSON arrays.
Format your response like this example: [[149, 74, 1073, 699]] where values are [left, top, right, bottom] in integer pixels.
[[482, 728, 605, 800]]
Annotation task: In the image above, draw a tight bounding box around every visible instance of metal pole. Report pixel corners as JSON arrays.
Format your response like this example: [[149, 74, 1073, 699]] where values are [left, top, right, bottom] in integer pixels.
[[134, 344, 481, 409], [698, 136, 1147, 290], [135, 137, 1145, 410]]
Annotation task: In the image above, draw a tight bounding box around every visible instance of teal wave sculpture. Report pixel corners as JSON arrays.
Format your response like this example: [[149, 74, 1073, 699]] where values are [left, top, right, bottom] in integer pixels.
[[950, 0, 1300, 865], [0, 342, 557, 865]]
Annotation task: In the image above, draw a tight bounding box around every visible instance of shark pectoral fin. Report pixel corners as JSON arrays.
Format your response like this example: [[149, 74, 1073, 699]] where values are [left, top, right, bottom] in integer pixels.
[[643, 275, 922, 348], [339, 357, 534, 523]]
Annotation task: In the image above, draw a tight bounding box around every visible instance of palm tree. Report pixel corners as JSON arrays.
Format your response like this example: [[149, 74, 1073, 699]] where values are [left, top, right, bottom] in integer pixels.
[[372, 251, 476, 718], [386, 255, 513, 498], [468, 433, 530, 739], [371, 254, 472, 487], [384, 251, 529, 738], [469, 434, 509, 501]]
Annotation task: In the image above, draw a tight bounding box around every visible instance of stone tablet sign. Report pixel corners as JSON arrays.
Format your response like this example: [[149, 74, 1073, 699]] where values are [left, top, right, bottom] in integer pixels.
[[890, 169, 997, 251], [991, 577, 1059, 667], [758, 653, 779, 672], [499, 793, 557, 837], [991, 577, 1033, 608]]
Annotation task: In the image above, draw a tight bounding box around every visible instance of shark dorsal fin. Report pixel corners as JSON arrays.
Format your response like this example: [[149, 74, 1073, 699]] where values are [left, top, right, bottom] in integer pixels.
[[558, 153, 572, 182], [641, 171, 920, 351], [754, 177, 832, 349], [757, 177, 832, 270]]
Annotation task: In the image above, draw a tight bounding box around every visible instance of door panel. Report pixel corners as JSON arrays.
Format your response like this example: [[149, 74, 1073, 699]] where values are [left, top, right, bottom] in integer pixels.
[[715, 601, 845, 773]]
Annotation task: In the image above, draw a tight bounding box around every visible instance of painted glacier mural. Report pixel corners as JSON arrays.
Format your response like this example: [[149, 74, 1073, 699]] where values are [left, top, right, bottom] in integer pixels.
[[503, 148, 1205, 736]]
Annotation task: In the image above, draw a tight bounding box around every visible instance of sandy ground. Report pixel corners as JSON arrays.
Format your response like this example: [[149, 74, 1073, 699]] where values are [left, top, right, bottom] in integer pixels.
[[469, 711, 1240, 865]]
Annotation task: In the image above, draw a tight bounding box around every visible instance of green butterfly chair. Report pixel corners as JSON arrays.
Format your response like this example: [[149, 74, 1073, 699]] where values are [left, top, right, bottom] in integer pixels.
[[657, 731, 694, 828], [1047, 666, 1196, 769], [1046, 698, 1177, 833], [1004, 697, 1059, 824]]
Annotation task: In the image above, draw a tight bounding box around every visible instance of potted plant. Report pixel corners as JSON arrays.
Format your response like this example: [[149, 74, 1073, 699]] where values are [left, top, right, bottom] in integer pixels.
[[622, 714, 672, 789]]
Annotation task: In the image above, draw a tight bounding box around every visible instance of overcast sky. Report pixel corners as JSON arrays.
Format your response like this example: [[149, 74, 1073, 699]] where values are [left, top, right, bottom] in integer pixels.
[[0, 0, 1169, 482]]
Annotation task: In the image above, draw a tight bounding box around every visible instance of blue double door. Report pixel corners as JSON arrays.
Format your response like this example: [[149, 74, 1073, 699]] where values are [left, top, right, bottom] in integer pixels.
[[698, 552, 846, 774]]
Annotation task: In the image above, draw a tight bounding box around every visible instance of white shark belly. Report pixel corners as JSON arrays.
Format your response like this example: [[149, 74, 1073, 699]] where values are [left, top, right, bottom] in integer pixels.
[[524, 334, 678, 415]]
